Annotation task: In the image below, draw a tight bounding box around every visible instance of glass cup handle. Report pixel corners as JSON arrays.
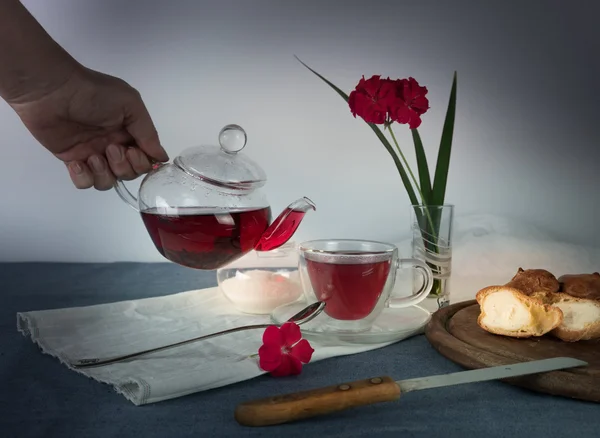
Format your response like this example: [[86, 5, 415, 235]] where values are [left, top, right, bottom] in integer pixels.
[[387, 258, 433, 308]]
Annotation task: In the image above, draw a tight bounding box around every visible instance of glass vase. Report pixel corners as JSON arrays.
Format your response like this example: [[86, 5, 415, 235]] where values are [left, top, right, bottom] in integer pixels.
[[411, 204, 454, 311]]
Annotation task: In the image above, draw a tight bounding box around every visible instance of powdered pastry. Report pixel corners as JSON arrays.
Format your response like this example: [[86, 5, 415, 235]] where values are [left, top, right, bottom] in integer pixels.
[[558, 273, 600, 301], [476, 268, 600, 342], [476, 286, 563, 338], [531, 290, 600, 342], [504, 267, 560, 296]]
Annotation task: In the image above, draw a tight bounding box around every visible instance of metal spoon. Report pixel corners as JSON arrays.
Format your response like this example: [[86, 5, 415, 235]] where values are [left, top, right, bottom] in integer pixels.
[[70, 301, 326, 369]]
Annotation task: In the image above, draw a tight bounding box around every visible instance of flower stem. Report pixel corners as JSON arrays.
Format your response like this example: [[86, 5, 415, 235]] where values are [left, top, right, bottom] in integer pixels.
[[387, 125, 437, 237], [388, 125, 447, 299]]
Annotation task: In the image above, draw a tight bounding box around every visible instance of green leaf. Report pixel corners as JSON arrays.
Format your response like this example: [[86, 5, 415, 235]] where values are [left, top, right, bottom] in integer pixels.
[[411, 129, 431, 205], [295, 55, 420, 207], [294, 56, 350, 109], [369, 124, 419, 206], [430, 71, 457, 207]]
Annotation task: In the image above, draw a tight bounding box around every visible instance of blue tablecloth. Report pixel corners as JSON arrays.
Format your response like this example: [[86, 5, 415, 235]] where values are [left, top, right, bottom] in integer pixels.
[[1, 263, 597, 437]]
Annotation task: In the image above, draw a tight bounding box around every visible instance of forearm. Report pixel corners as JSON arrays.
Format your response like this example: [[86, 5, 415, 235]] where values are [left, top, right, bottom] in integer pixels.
[[0, 0, 80, 103]]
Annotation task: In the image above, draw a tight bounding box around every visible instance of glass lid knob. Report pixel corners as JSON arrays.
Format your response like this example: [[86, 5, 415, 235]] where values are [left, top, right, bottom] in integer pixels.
[[219, 124, 247, 154]]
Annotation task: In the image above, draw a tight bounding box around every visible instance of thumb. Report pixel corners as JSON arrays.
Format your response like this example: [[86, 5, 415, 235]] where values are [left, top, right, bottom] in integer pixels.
[[125, 94, 169, 162]]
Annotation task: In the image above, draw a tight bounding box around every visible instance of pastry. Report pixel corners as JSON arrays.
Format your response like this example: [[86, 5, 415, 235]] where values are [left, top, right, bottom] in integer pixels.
[[531, 290, 600, 342], [476, 286, 563, 338], [504, 267, 560, 296], [558, 273, 600, 301]]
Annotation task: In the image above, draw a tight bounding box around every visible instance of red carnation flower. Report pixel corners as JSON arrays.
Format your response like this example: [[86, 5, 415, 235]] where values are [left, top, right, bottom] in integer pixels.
[[348, 75, 395, 124], [388, 77, 430, 129], [258, 322, 314, 377]]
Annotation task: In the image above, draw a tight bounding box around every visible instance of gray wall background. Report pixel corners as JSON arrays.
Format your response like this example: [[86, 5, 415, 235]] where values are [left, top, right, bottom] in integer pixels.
[[1, 0, 598, 262]]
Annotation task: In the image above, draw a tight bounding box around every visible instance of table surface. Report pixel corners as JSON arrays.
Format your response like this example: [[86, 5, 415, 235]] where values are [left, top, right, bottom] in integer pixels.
[[2, 262, 598, 438]]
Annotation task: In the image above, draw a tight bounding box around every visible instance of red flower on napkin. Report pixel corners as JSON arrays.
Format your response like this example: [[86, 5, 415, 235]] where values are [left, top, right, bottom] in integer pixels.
[[258, 322, 314, 377]]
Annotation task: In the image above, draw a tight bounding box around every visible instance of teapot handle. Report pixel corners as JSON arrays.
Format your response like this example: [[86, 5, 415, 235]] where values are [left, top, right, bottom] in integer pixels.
[[114, 180, 140, 211]]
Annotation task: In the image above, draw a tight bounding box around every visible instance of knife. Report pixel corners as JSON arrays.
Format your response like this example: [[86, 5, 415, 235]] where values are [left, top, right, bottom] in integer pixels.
[[234, 357, 587, 427]]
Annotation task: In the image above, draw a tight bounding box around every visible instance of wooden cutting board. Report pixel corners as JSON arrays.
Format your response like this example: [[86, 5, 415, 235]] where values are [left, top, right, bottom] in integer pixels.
[[424, 300, 600, 402]]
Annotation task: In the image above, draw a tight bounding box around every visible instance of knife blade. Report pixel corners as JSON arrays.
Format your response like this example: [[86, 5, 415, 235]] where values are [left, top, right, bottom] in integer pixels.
[[234, 357, 587, 427]]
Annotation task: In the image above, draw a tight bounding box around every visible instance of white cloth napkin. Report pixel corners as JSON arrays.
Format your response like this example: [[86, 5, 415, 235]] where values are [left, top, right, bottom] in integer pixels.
[[17, 286, 404, 405]]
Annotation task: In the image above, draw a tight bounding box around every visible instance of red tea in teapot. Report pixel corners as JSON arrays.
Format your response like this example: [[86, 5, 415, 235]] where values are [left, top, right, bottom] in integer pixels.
[[141, 206, 308, 270], [141, 207, 270, 269]]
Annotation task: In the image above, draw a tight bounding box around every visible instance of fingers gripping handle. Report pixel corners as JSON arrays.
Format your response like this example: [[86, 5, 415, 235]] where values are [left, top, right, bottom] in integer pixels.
[[388, 258, 434, 308], [234, 376, 401, 427]]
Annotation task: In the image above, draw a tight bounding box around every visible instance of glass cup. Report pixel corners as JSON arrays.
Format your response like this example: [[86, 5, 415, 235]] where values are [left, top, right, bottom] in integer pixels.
[[298, 239, 433, 332]]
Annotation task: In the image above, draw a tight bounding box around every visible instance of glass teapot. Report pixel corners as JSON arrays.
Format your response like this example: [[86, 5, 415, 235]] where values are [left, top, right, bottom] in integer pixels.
[[115, 124, 315, 270]]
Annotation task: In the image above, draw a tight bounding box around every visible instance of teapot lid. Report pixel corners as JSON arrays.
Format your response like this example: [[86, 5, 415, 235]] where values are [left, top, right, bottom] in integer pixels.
[[174, 124, 267, 190]]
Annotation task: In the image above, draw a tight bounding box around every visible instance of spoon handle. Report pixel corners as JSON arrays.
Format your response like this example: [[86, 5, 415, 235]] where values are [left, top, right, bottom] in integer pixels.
[[70, 323, 270, 369]]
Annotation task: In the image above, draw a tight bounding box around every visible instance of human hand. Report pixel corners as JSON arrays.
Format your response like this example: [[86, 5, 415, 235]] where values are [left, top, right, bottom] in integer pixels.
[[8, 66, 169, 190]]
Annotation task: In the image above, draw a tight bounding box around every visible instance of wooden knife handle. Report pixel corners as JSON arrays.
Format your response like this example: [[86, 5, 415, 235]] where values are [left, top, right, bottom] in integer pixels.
[[234, 376, 401, 427]]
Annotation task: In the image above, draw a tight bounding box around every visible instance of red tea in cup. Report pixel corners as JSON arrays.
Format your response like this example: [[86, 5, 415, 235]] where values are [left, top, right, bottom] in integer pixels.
[[305, 256, 391, 320]]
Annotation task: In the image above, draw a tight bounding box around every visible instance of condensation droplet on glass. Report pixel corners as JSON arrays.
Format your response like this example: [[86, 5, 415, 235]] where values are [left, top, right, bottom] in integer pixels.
[[219, 124, 247, 154]]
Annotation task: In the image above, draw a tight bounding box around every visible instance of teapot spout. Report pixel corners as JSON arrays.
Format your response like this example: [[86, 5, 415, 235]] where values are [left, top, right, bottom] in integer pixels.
[[254, 197, 316, 252]]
